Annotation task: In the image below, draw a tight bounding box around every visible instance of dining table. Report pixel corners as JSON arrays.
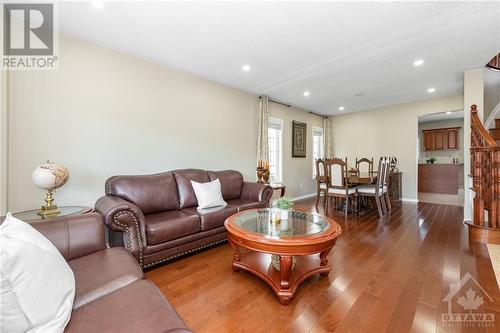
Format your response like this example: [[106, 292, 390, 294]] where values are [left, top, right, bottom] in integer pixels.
[[347, 171, 377, 185]]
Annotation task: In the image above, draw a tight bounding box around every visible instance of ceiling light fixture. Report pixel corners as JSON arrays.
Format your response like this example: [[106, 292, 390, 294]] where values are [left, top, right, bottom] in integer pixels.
[[446, 111, 452, 115], [414, 59, 424, 66], [338, 106, 345, 111], [242, 64, 250, 72], [303, 91, 310, 97], [91, 0, 104, 9], [427, 88, 436, 93]]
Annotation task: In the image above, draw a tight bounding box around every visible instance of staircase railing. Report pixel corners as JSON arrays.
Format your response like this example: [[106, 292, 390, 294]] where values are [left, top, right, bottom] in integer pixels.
[[470, 104, 500, 234]]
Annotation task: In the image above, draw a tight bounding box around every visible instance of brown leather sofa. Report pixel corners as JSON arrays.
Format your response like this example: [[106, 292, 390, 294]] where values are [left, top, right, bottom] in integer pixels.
[[28, 213, 193, 333], [95, 169, 273, 269]]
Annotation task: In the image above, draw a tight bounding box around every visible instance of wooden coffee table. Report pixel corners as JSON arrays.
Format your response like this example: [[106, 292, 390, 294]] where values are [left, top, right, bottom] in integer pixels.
[[225, 209, 341, 305]]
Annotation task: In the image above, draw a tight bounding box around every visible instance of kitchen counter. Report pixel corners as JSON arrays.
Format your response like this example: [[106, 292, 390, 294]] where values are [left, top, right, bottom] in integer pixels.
[[418, 163, 463, 166], [418, 164, 462, 194]]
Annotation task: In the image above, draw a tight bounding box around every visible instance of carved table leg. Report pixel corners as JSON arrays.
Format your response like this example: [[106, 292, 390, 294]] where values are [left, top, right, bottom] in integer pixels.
[[229, 238, 241, 272], [279, 255, 292, 288], [279, 255, 293, 305], [320, 247, 333, 276]]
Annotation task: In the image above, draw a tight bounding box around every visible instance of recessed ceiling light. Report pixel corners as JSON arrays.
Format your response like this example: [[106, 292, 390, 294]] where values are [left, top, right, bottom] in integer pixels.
[[91, 1, 104, 9], [303, 91, 310, 97], [414, 59, 424, 66], [427, 87, 436, 93], [242, 64, 250, 72], [446, 111, 452, 115], [338, 106, 345, 111]]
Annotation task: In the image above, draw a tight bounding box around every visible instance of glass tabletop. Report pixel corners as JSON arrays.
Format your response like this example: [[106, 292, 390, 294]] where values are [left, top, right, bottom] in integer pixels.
[[234, 209, 329, 238], [13, 206, 91, 221]]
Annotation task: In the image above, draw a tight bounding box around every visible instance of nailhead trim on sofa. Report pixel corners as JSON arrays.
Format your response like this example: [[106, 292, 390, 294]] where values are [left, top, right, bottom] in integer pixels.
[[144, 238, 227, 268], [112, 210, 144, 268]]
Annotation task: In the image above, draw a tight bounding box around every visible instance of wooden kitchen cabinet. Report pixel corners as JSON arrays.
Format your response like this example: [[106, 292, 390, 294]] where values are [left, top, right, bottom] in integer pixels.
[[422, 127, 460, 151], [423, 131, 434, 151], [434, 130, 446, 150], [446, 128, 459, 150], [418, 164, 461, 194]]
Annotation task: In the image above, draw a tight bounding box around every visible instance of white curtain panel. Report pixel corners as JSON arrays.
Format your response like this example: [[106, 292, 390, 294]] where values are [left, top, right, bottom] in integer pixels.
[[256, 96, 269, 163], [323, 116, 333, 158]]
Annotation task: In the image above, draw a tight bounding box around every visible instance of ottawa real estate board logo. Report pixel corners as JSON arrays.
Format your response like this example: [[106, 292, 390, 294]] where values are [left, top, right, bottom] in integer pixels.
[[1, 2, 59, 70], [441, 272, 495, 328]]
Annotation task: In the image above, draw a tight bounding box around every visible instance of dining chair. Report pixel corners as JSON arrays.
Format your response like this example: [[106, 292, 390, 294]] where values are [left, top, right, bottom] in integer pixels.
[[356, 157, 387, 218], [355, 157, 374, 176], [325, 157, 357, 218], [315, 158, 328, 208], [382, 156, 392, 212]]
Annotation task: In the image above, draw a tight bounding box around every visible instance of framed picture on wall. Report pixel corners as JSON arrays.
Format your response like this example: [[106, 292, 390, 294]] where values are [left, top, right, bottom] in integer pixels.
[[292, 121, 307, 157]]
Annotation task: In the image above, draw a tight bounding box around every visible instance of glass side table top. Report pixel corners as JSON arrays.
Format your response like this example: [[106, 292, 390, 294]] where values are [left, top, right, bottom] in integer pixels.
[[233, 209, 329, 238], [13, 206, 92, 221]]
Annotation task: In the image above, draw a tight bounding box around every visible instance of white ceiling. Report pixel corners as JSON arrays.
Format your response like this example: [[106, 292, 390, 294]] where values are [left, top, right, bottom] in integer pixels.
[[58, 1, 500, 115], [418, 110, 464, 123]]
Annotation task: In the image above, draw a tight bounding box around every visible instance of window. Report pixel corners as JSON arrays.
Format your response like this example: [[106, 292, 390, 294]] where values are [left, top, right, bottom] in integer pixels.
[[312, 127, 324, 179], [268, 118, 283, 183]]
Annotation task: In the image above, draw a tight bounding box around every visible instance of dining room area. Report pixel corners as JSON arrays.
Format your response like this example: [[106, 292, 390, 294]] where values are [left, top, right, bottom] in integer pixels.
[[314, 156, 402, 218]]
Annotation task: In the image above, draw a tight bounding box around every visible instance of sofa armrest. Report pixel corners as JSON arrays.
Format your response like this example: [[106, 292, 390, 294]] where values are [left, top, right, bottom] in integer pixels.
[[240, 182, 273, 203], [95, 195, 147, 268], [29, 213, 106, 261]]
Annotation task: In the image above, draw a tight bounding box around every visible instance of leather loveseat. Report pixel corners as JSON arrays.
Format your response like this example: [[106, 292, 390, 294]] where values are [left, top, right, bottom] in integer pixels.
[[95, 169, 273, 269], [29, 213, 192, 333]]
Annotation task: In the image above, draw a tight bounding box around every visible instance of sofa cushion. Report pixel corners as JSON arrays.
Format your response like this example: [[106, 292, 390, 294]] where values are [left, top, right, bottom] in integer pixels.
[[173, 169, 210, 208], [65, 280, 188, 333], [185, 206, 238, 231], [227, 199, 267, 212], [106, 173, 180, 214], [208, 170, 243, 200], [68, 247, 143, 309], [145, 210, 201, 245]]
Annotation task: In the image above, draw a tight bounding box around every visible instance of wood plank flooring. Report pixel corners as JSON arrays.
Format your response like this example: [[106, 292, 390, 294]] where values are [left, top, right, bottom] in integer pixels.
[[145, 199, 500, 333]]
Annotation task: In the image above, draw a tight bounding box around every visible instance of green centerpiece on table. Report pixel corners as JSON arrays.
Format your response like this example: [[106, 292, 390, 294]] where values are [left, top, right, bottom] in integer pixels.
[[272, 197, 294, 221]]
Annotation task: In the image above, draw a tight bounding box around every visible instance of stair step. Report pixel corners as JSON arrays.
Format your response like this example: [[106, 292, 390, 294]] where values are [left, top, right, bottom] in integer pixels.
[[495, 118, 500, 129], [490, 128, 500, 140]]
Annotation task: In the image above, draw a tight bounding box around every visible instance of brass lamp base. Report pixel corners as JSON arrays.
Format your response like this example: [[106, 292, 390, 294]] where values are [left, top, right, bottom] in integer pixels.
[[37, 205, 61, 217], [37, 189, 61, 217]]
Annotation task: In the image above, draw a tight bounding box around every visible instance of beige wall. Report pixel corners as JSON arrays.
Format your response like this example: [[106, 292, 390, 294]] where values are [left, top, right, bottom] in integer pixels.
[[418, 118, 464, 164], [5, 36, 324, 212], [463, 68, 484, 220], [332, 95, 464, 201], [0, 71, 8, 215], [268, 103, 325, 200], [7, 35, 256, 211]]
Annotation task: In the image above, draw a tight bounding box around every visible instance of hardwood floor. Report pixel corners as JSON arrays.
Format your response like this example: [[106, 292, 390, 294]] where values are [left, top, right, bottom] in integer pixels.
[[145, 198, 500, 333]]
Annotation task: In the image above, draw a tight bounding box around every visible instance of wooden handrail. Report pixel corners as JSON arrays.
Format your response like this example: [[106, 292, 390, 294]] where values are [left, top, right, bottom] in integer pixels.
[[469, 104, 500, 240], [470, 104, 497, 148]]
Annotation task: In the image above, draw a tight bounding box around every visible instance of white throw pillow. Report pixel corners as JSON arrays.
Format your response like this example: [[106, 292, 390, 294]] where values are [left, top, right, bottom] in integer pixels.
[[191, 178, 227, 209], [0, 213, 75, 333]]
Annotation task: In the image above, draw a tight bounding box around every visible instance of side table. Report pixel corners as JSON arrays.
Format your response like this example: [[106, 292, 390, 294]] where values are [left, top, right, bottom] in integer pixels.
[[268, 183, 286, 197], [12, 206, 93, 222]]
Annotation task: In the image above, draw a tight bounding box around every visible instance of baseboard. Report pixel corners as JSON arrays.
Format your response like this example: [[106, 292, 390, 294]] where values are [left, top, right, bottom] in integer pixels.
[[402, 197, 419, 203], [290, 193, 317, 202]]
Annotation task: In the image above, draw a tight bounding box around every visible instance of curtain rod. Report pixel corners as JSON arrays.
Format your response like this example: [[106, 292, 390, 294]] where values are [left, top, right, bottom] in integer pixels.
[[309, 111, 327, 118], [259, 96, 291, 108], [259, 96, 326, 117]]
